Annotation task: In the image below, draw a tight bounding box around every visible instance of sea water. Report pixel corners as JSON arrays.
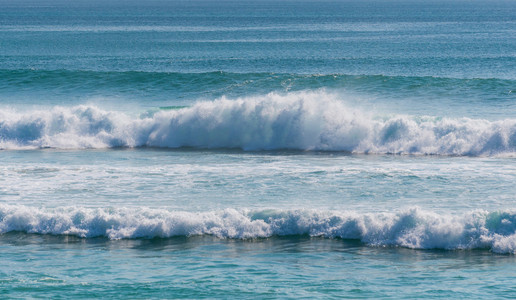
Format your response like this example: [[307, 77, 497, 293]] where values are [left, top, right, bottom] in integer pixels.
[[1, 0, 516, 298]]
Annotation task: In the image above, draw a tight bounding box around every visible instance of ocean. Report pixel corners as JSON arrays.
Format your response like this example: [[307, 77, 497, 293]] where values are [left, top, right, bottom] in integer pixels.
[[1, 0, 516, 298]]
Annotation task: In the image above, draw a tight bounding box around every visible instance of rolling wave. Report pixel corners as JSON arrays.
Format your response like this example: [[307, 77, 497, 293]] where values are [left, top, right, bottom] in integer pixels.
[[1, 205, 516, 253], [1, 91, 516, 155], [1, 69, 514, 99]]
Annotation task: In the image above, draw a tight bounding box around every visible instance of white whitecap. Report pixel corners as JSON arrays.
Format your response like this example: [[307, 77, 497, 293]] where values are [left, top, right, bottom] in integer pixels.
[[1, 205, 516, 253], [1, 91, 516, 155]]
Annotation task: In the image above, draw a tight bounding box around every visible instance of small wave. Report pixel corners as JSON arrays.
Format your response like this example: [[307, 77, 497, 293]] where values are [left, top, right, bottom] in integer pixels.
[[1, 205, 516, 253], [1, 69, 514, 97], [1, 91, 516, 155]]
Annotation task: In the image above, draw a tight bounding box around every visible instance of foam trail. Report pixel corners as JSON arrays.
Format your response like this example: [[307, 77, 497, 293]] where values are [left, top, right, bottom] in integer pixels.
[[1, 91, 516, 155], [1, 205, 516, 253]]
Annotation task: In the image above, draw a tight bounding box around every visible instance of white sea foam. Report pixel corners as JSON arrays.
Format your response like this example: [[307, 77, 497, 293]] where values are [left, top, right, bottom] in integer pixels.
[[1, 91, 516, 155], [1, 205, 516, 253]]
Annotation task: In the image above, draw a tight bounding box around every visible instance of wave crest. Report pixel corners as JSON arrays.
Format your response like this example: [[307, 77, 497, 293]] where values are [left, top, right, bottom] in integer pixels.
[[2, 205, 516, 253], [1, 91, 516, 155]]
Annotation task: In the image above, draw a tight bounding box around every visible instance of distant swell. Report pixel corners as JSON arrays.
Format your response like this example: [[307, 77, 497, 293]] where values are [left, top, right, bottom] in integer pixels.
[[1, 205, 516, 253], [1, 69, 514, 98], [1, 91, 516, 155]]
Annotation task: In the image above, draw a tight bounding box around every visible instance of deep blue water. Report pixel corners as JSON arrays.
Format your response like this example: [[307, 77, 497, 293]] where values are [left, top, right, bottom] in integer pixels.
[[1, 0, 516, 298]]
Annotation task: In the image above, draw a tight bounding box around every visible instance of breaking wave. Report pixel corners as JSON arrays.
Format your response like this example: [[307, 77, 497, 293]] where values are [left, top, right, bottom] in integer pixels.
[[1, 91, 516, 155], [1, 205, 516, 253]]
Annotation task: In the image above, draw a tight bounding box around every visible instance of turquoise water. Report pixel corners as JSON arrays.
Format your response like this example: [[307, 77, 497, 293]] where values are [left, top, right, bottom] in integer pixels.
[[1, 0, 516, 298], [2, 234, 516, 298]]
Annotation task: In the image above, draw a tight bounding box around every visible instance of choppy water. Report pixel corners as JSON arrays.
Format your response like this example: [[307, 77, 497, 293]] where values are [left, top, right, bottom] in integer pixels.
[[1, 0, 516, 298]]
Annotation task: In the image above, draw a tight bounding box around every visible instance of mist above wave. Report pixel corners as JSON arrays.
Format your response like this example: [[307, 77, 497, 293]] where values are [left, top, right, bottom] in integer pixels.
[[1, 91, 516, 155]]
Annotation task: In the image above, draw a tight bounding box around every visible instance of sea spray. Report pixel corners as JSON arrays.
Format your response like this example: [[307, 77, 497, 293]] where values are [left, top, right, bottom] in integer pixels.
[[1, 91, 516, 155]]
